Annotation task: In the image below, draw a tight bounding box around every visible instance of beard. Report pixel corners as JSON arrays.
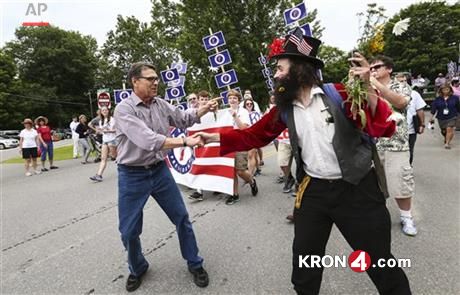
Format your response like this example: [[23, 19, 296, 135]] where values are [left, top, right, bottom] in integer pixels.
[[274, 73, 301, 113]]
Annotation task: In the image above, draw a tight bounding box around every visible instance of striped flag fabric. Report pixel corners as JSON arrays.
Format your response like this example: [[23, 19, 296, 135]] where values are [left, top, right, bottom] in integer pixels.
[[165, 109, 235, 195], [288, 28, 313, 56]]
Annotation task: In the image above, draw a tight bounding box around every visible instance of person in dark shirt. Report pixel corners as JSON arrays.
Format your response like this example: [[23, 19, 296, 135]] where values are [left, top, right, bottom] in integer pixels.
[[75, 115, 93, 163]]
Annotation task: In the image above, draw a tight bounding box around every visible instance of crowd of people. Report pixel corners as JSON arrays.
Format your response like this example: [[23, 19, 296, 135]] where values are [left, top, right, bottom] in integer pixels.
[[15, 26, 460, 295]]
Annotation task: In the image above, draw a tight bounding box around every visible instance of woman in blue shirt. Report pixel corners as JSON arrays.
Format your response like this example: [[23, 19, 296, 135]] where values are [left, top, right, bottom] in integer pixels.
[[429, 84, 460, 149]]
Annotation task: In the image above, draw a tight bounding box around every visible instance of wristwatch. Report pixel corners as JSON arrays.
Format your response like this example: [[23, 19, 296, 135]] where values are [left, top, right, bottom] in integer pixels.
[[182, 137, 187, 147]]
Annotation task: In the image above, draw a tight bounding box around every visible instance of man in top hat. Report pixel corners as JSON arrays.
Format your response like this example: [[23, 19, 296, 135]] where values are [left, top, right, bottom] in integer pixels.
[[194, 28, 411, 294]]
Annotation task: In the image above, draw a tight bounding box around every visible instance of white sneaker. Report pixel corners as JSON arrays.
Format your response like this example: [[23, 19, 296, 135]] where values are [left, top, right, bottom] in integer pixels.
[[25, 172, 32, 176], [34, 170, 42, 175], [401, 216, 418, 236]]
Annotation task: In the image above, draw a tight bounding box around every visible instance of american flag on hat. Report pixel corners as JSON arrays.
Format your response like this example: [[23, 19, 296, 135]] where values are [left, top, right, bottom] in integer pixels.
[[287, 27, 313, 55]]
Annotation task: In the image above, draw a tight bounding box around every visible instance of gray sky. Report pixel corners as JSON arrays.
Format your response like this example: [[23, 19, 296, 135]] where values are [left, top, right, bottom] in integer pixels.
[[1, 0, 457, 51]]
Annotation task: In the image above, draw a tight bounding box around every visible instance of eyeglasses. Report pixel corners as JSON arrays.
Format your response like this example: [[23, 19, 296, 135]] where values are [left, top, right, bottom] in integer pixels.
[[245, 103, 253, 106], [139, 76, 159, 82], [370, 64, 385, 71]]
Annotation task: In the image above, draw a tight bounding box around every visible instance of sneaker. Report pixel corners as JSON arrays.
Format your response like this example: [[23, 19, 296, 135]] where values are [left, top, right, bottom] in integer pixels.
[[125, 267, 148, 292], [188, 266, 209, 288], [25, 171, 32, 176], [283, 175, 295, 193], [276, 175, 285, 183], [89, 174, 103, 182], [260, 160, 265, 166], [291, 184, 299, 197], [188, 191, 204, 201], [254, 168, 262, 176], [34, 170, 42, 175], [225, 194, 239, 205], [250, 179, 258, 196], [401, 216, 418, 236], [41, 168, 49, 172], [50, 166, 58, 169]]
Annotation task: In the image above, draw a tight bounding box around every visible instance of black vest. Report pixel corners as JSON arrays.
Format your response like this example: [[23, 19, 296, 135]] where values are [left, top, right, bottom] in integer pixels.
[[282, 85, 388, 196]]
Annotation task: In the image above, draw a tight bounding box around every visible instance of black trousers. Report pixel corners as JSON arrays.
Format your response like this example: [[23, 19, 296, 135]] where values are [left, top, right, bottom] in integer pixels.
[[292, 170, 411, 295], [408, 133, 417, 165]]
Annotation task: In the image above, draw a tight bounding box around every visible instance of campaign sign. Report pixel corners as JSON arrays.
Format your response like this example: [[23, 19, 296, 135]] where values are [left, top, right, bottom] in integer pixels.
[[215, 69, 238, 89], [265, 79, 274, 89], [258, 56, 268, 65], [171, 62, 187, 74], [289, 23, 312, 37], [208, 49, 232, 68], [262, 68, 272, 78], [160, 68, 180, 84], [283, 2, 307, 26], [168, 76, 186, 87], [202, 31, 226, 51], [114, 89, 133, 104], [166, 85, 186, 100], [176, 101, 188, 111], [220, 87, 241, 104]]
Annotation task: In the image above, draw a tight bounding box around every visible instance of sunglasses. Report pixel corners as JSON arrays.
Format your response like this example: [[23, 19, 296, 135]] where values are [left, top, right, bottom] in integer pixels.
[[370, 64, 385, 71], [139, 76, 159, 82], [246, 103, 253, 106]]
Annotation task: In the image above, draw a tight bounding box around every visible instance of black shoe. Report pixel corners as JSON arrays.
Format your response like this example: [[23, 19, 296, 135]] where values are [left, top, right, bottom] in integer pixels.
[[126, 268, 148, 292], [188, 266, 209, 288], [188, 191, 204, 201], [254, 168, 262, 177], [250, 179, 258, 196], [225, 194, 239, 205], [41, 168, 48, 172], [49, 166, 58, 169]]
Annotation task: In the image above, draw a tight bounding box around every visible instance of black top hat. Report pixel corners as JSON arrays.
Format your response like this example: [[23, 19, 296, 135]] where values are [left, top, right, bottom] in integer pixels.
[[268, 27, 324, 69]]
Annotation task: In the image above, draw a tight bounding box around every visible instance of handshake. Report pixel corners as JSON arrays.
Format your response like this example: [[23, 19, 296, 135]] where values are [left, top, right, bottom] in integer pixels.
[[183, 132, 220, 148]]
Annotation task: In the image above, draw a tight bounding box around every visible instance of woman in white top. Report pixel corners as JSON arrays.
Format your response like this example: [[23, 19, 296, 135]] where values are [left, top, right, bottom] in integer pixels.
[[90, 107, 117, 182], [19, 118, 45, 176]]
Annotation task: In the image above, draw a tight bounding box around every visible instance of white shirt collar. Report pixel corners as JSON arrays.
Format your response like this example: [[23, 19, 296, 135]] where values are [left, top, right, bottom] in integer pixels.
[[292, 86, 324, 107]]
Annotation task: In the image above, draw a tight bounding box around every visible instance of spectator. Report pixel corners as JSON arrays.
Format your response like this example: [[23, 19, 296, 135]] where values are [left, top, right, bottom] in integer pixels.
[[35, 116, 58, 171], [370, 55, 417, 236], [429, 84, 460, 149], [189, 90, 210, 201], [406, 90, 426, 165], [239, 89, 262, 113], [187, 93, 199, 109], [435, 73, 446, 92], [243, 98, 262, 176], [70, 117, 80, 158], [19, 118, 43, 176], [75, 115, 92, 164], [225, 90, 258, 205], [451, 78, 460, 97], [90, 107, 117, 182]]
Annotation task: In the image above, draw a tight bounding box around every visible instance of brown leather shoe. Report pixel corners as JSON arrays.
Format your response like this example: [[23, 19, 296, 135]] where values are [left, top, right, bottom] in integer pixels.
[[286, 214, 294, 222]]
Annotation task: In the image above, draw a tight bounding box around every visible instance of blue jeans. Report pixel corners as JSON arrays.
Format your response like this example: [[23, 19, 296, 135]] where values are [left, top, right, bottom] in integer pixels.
[[40, 140, 53, 161], [117, 161, 203, 276]]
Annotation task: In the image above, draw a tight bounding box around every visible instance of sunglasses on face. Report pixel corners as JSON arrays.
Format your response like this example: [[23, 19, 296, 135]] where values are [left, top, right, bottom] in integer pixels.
[[139, 76, 159, 82], [246, 103, 253, 106], [370, 64, 385, 71]]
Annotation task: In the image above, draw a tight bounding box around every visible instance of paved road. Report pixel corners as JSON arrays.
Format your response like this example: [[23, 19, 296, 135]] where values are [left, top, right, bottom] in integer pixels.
[[1, 126, 459, 294]]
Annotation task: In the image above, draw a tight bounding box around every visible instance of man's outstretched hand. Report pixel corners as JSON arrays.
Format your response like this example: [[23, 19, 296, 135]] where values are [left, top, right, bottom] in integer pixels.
[[192, 132, 220, 145]]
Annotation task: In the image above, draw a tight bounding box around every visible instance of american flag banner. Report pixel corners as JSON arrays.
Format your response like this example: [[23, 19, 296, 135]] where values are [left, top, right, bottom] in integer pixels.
[[165, 109, 235, 195], [288, 28, 313, 56]]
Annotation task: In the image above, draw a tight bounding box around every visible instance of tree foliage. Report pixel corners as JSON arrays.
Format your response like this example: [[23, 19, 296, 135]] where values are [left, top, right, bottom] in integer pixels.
[[1, 26, 97, 128], [318, 45, 349, 83], [382, 1, 460, 81]]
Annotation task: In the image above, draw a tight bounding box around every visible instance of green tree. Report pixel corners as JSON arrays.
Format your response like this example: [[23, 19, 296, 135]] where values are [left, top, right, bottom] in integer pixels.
[[3, 26, 98, 127], [175, 0, 324, 108], [318, 45, 349, 83], [382, 1, 460, 81], [356, 3, 387, 57]]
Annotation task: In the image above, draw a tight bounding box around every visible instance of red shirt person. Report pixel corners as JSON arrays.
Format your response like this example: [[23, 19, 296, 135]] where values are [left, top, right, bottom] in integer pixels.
[[195, 28, 411, 295], [35, 116, 58, 171]]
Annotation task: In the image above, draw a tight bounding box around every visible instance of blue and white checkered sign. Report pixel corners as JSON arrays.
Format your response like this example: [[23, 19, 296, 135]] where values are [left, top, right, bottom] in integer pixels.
[[160, 68, 180, 84], [214, 69, 238, 89], [220, 87, 241, 105], [208, 49, 232, 68], [114, 89, 133, 104], [283, 2, 307, 26], [170, 62, 188, 74], [202, 31, 226, 51], [166, 85, 186, 100]]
